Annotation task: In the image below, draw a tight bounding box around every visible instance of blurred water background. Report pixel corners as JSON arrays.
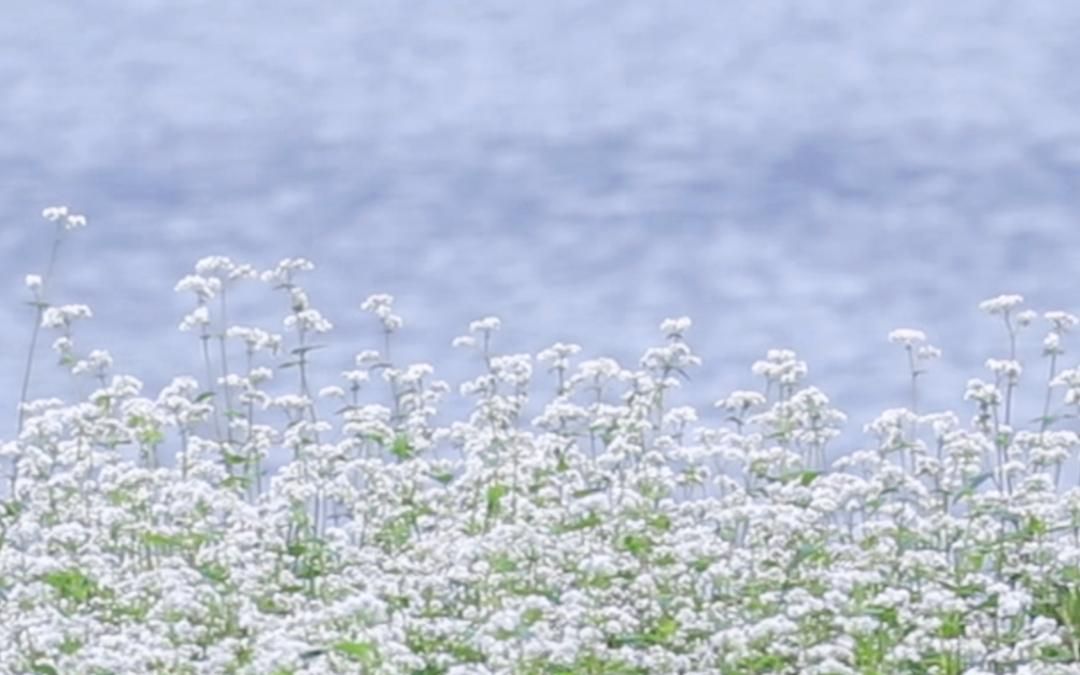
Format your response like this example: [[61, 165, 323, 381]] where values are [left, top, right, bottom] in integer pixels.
[[3, 1, 1080, 450]]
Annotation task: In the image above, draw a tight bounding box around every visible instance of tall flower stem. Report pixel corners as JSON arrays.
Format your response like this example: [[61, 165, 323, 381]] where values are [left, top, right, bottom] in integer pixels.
[[17, 222, 64, 434]]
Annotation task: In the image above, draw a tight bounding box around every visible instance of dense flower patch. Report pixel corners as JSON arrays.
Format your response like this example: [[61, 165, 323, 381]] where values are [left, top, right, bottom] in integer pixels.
[[1, 210, 1080, 674]]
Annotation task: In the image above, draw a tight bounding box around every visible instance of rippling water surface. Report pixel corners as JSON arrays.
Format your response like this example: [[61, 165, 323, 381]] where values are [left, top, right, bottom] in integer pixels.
[[3, 2, 1080, 442]]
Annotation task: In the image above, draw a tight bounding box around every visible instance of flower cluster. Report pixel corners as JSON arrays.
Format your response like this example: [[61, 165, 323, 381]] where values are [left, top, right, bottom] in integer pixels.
[[3, 222, 1080, 674]]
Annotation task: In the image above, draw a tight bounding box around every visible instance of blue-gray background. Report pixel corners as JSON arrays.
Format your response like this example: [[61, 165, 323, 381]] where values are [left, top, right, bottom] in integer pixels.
[[3, 1, 1080, 445]]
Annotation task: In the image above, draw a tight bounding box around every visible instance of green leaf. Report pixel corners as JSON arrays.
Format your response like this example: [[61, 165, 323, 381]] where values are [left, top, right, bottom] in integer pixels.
[[391, 434, 414, 461], [963, 471, 994, 494], [59, 637, 82, 655], [555, 511, 602, 533], [648, 514, 672, 531], [198, 562, 229, 584], [141, 531, 186, 548], [486, 484, 509, 519], [620, 533, 653, 558], [42, 569, 98, 604], [490, 553, 518, 573], [429, 470, 454, 486], [333, 640, 379, 664], [291, 345, 327, 356]]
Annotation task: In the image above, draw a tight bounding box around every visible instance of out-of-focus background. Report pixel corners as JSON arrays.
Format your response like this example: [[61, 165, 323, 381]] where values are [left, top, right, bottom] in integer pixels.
[[3, 1, 1079, 443]]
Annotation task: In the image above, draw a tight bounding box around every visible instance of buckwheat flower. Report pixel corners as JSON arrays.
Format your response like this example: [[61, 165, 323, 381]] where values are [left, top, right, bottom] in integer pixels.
[[716, 390, 767, 412], [491, 354, 533, 386], [341, 369, 369, 385], [979, 293, 1023, 315], [50, 336, 73, 355], [24, 273, 42, 294], [41, 303, 92, 328], [71, 349, 113, 376], [41, 205, 68, 221], [178, 305, 210, 332], [360, 292, 393, 312], [964, 378, 1001, 405], [355, 349, 381, 366], [381, 313, 404, 331], [283, 308, 332, 333], [174, 274, 221, 301], [318, 386, 345, 399], [452, 335, 477, 348], [537, 342, 582, 368], [194, 255, 234, 277], [751, 349, 807, 385], [272, 394, 312, 413], [985, 358, 1022, 380], [248, 366, 274, 384], [916, 344, 942, 361], [226, 326, 281, 353], [887, 328, 926, 346], [289, 287, 310, 311], [64, 213, 87, 229], [1046, 310, 1079, 332], [260, 256, 314, 285], [573, 357, 623, 385], [1050, 367, 1080, 405], [358, 293, 404, 332], [660, 316, 692, 339], [401, 363, 435, 383], [1043, 332, 1063, 356], [469, 316, 502, 333]]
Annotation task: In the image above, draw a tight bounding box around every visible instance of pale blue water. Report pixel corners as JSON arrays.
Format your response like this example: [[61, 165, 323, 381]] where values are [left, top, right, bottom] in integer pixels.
[[3, 1, 1080, 445]]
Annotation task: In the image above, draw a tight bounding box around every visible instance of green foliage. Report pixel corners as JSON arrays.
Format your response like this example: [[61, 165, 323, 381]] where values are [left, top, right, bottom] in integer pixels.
[[42, 568, 99, 605]]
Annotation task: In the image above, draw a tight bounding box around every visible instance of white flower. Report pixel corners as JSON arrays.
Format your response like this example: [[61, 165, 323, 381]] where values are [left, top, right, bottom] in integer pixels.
[[194, 255, 234, 277], [660, 316, 692, 338], [1046, 310, 1079, 333], [178, 306, 211, 332], [717, 390, 767, 411], [916, 344, 942, 361], [24, 274, 42, 293], [1016, 309, 1038, 327], [887, 328, 925, 346], [283, 309, 332, 333], [1044, 332, 1063, 356], [341, 369, 369, 385], [985, 358, 1022, 380], [469, 316, 501, 333], [248, 366, 274, 384], [260, 257, 314, 285], [41, 205, 68, 221], [174, 274, 221, 301], [360, 293, 394, 313], [978, 294, 1024, 315], [41, 303, 93, 328], [355, 349, 381, 366]]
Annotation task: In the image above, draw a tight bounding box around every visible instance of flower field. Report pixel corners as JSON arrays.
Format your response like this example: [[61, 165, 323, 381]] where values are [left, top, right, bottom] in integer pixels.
[[2, 210, 1080, 674]]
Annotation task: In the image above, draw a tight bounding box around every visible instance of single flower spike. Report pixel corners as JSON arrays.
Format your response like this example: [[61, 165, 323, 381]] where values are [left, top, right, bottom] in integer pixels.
[[469, 317, 501, 334], [41, 304, 93, 328], [887, 328, 926, 347], [978, 293, 1024, 315], [1046, 310, 1079, 333], [41, 205, 68, 221]]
